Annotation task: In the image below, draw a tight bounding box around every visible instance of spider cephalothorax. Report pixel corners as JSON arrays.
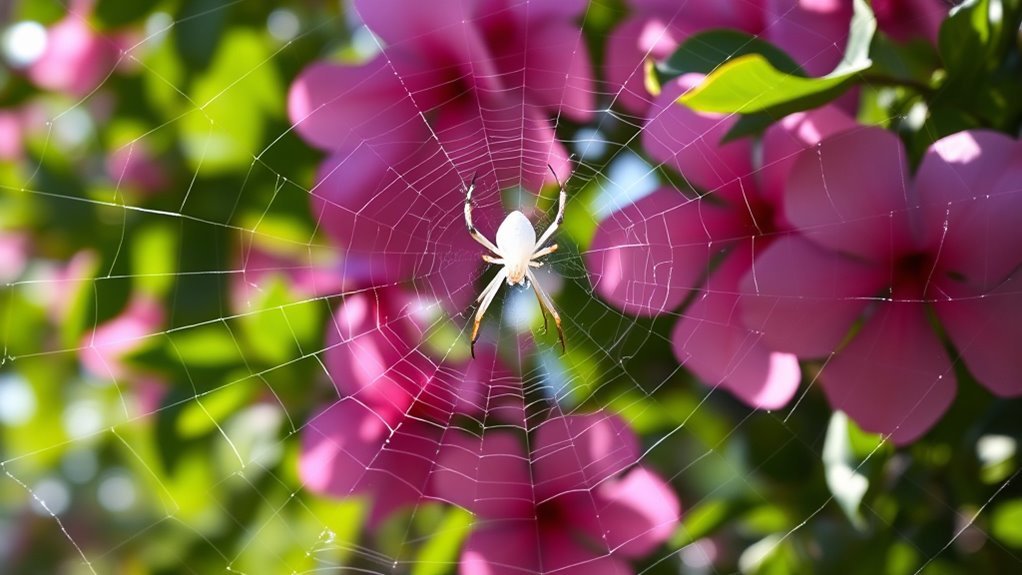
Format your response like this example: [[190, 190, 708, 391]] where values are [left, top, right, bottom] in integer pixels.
[[464, 168, 567, 358]]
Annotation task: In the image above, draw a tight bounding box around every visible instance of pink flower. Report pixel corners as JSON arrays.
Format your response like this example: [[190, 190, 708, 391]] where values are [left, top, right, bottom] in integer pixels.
[[433, 412, 680, 575], [80, 294, 164, 381], [288, 0, 585, 310], [587, 76, 855, 409], [28, 9, 121, 97], [740, 128, 1022, 443], [300, 287, 522, 523], [871, 0, 948, 43]]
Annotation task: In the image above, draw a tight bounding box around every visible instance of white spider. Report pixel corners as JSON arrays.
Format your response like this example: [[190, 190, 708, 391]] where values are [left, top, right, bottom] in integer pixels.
[[464, 168, 567, 358]]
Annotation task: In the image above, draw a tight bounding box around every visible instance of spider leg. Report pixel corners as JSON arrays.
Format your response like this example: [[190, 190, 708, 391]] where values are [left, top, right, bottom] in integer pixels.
[[471, 268, 507, 358], [534, 165, 568, 251], [530, 244, 558, 260], [483, 255, 504, 265], [526, 268, 565, 353], [532, 280, 549, 331], [476, 266, 508, 303], [463, 173, 502, 256]]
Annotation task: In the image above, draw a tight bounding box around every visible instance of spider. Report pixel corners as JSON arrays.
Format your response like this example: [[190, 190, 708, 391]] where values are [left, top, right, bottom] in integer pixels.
[[464, 167, 567, 358]]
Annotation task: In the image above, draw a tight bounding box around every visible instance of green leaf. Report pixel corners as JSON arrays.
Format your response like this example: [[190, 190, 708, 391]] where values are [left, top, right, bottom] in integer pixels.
[[992, 499, 1022, 548], [60, 251, 100, 349], [180, 29, 282, 174], [938, 0, 992, 76], [658, 29, 804, 81], [176, 379, 253, 438], [679, 0, 876, 115], [822, 411, 870, 530], [671, 497, 752, 547], [173, 0, 227, 70], [238, 278, 322, 365], [412, 507, 473, 575], [93, 0, 161, 29], [738, 534, 801, 575], [168, 324, 245, 367], [132, 223, 179, 298]]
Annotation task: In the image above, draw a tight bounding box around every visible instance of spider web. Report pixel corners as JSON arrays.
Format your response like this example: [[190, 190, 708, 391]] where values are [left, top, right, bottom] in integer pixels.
[[1, 0, 1021, 574]]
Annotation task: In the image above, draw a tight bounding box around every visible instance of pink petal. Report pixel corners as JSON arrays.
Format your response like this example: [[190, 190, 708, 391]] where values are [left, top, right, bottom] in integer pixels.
[[821, 301, 956, 445], [310, 141, 460, 286], [916, 130, 1017, 228], [287, 56, 428, 154], [631, 0, 765, 31], [460, 522, 541, 575], [300, 399, 444, 524], [354, 0, 473, 55], [739, 235, 887, 357], [759, 106, 858, 214], [432, 431, 533, 519], [567, 467, 680, 558], [539, 526, 633, 575], [586, 188, 737, 316], [0, 111, 24, 160], [672, 248, 801, 410], [505, 0, 589, 21], [763, 0, 851, 76], [80, 295, 163, 380], [455, 344, 528, 425], [106, 143, 169, 193], [604, 17, 683, 114], [323, 289, 436, 419], [872, 0, 948, 44], [520, 21, 594, 121], [29, 16, 118, 96], [0, 232, 28, 284], [917, 132, 1022, 291], [644, 75, 756, 200], [433, 101, 567, 207], [936, 273, 1022, 397], [784, 127, 915, 262], [532, 412, 640, 500]]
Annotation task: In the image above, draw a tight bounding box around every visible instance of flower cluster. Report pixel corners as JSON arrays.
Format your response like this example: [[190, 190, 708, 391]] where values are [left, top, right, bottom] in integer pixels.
[[589, 67, 1022, 443], [434, 412, 679, 574], [289, 1, 681, 570]]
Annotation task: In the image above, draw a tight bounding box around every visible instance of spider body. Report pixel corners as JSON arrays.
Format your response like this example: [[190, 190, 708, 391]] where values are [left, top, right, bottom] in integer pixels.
[[495, 211, 536, 285], [464, 169, 567, 358]]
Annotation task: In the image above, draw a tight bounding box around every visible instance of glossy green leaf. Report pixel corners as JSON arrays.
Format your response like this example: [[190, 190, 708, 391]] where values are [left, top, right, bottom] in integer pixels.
[[679, 0, 875, 115], [658, 29, 804, 82], [939, 0, 993, 75]]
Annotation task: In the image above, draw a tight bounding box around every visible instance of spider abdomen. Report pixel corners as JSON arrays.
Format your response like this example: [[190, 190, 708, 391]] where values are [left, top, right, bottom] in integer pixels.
[[496, 210, 536, 284]]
